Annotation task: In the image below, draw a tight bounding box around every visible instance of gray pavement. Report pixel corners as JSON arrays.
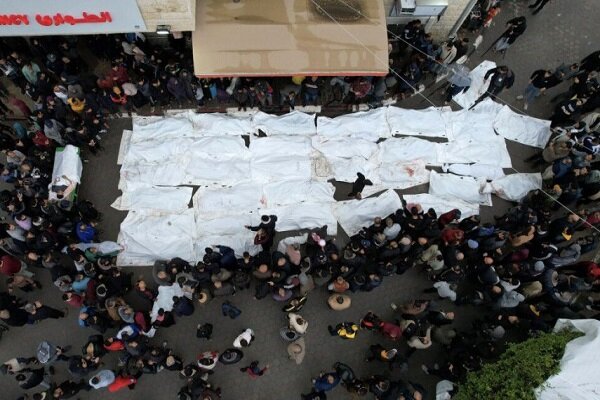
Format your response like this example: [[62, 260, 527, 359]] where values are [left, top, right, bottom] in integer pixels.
[[1, 1, 600, 399]]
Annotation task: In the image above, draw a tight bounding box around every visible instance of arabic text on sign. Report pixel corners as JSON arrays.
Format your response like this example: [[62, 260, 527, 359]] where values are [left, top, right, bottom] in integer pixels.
[[0, 14, 30, 25], [0, 12, 112, 27]]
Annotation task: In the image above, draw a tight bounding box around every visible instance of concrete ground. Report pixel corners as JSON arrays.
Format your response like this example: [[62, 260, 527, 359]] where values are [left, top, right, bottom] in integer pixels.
[[1, 1, 599, 399]]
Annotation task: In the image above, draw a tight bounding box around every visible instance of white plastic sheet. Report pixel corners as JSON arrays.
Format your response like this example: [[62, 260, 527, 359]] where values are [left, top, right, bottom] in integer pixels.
[[262, 180, 335, 208], [403, 193, 479, 218], [333, 190, 402, 236], [261, 203, 338, 236], [111, 185, 192, 212], [361, 159, 431, 197], [131, 115, 195, 142], [250, 135, 313, 159], [317, 107, 389, 141], [486, 173, 542, 202], [429, 171, 492, 206], [188, 111, 253, 136], [252, 110, 316, 136], [325, 156, 380, 184], [118, 210, 196, 266], [453, 60, 497, 109], [439, 134, 512, 168], [312, 137, 379, 160], [186, 136, 251, 160], [151, 284, 185, 320], [536, 319, 600, 400], [52, 145, 83, 184], [493, 105, 552, 148], [119, 162, 188, 190], [117, 129, 133, 165], [116, 100, 534, 264], [193, 183, 263, 216], [446, 100, 504, 143], [196, 214, 255, 236], [194, 234, 262, 259], [445, 164, 505, 180], [386, 106, 451, 139], [379, 137, 440, 166], [185, 158, 251, 186]]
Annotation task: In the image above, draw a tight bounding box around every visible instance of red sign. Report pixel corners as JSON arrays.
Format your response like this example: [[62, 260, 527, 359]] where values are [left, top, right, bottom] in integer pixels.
[[0, 11, 112, 27]]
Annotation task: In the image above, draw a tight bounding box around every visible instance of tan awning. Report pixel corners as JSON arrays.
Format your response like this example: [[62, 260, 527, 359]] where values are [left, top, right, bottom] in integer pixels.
[[192, 0, 389, 77]]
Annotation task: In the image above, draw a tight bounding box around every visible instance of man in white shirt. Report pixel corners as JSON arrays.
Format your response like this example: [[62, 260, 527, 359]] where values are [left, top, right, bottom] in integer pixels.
[[89, 369, 115, 389], [383, 218, 401, 240], [233, 328, 255, 348]]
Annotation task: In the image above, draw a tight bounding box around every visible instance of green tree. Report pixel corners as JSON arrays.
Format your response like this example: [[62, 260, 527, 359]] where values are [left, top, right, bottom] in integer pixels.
[[455, 330, 582, 400]]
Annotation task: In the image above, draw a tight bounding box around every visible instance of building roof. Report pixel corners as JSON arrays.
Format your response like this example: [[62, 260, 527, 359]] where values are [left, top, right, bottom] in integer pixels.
[[192, 0, 389, 77]]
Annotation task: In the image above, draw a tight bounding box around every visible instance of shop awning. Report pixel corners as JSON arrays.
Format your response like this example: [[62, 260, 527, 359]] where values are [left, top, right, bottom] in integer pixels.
[[192, 0, 389, 77]]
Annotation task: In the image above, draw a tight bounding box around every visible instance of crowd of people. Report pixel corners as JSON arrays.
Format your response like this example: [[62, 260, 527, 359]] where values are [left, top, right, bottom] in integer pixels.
[[0, 0, 510, 124], [0, 0, 599, 399]]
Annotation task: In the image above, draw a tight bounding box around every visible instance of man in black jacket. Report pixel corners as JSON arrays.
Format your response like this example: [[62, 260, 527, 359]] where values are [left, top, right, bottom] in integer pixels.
[[517, 69, 561, 110], [468, 66, 515, 110]]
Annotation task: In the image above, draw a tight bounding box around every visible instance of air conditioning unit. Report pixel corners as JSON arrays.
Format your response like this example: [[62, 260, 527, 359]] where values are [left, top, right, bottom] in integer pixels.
[[399, 0, 416, 14]]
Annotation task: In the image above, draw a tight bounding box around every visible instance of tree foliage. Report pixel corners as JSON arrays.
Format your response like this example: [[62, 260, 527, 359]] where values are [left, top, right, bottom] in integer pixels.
[[455, 330, 583, 400]]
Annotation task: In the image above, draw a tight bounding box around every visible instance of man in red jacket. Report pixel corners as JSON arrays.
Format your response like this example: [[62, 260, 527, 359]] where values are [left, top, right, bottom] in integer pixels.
[[0, 254, 25, 276], [108, 374, 137, 392]]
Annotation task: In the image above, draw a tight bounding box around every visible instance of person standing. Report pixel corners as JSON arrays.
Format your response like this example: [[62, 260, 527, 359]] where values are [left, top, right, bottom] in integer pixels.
[[240, 360, 269, 378], [468, 66, 515, 110], [348, 172, 373, 200], [494, 17, 527, 54], [89, 369, 116, 389], [233, 328, 255, 348], [444, 64, 471, 105], [517, 69, 561, 110]]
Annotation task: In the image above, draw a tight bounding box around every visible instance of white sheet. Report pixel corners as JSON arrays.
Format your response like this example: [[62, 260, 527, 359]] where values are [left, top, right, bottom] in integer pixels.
[[131, 115, 195, 142], [312, 137, 379, 160], [446, 100, 504, 143], [487, 173, 542, 202], [188, 111, 253, 136], [493, 105, 552, 148], [116, 100, 534, 265], [379, 137, 440, 166], [151, 284, 184, 320], [118, 210, 196, 266], [536, 319, 600, 400], [386, 106, 451, 139], [361, 159, 431, 197], [261, 203, 338, 236], [429, 171, 492, 206], [186, 136, 250, 160], [117, 129, 133, 165], [262, 180, 335, 208], [317, 107, 389, 141], [333, 190, 402, 236], [326, 156, 380, 183], [52, 145, 82, 184], [250, 136, 313, 159], [439, 134, 512, 168], [185, 158, 252, 186], [252, 110, 316, 136], [445, 164, 505, 180], [194, 234, 262, 259], [196, 214, 255, 236], [193, 183, 263, 216], [403, 193, 479, 218], [453, 60, 497, 109], [111, 185, 192, 212]]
